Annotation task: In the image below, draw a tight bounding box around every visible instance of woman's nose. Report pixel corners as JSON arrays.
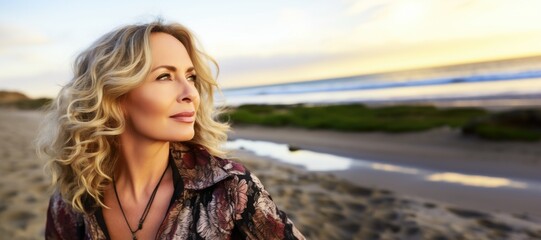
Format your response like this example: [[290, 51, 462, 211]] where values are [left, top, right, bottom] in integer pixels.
[[176, 78, 197, 103]]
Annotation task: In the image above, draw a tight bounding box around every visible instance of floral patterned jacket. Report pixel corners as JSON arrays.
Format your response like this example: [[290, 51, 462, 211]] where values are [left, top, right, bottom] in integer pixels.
[[46, 143, 305, 239]]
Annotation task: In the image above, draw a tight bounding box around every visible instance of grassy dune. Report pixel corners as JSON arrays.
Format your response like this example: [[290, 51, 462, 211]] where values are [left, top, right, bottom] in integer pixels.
[[221, 104, 541, 142]]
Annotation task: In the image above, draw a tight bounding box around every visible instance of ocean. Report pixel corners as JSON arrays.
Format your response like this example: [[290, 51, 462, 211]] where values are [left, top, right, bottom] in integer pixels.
[[217, 55, 541, 109]]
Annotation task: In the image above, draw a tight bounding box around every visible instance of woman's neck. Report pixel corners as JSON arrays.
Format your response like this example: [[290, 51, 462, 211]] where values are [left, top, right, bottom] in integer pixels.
[[115, 132, 170, 204]]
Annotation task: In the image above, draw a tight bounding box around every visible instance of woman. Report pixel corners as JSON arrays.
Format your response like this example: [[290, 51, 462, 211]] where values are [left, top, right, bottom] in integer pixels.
[[36, 20, 305, 239]]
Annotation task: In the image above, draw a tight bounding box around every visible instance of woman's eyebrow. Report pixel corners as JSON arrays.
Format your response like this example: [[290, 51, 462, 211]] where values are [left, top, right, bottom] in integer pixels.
[[151, 65, 176, 72], [151, 65, 195, 73]]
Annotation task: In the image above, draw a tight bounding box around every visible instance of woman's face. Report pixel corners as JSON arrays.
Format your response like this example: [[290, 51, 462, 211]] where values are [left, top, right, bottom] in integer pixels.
[[121, 32, 200, 142]]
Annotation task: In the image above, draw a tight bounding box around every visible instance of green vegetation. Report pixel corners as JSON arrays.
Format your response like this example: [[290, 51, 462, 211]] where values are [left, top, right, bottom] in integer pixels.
[[0, 98, 52, 110], [3, 94, 539, 142], [462, 109, 541, 141], [0, 90, 52, 110], [220, 104, 541, 142]]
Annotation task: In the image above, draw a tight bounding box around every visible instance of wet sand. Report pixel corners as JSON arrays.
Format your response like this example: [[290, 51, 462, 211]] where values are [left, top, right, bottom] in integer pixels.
[[225, 135, 541, 218], [229, 125, 541, 182]]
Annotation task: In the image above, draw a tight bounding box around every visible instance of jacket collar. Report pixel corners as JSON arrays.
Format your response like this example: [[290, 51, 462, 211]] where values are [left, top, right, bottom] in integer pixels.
[[85, 142, 243, 214], [169, 142, 245, 190]]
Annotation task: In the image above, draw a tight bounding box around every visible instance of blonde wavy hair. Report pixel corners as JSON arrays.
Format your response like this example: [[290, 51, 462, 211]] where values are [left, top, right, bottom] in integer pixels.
[[35, 20, 231, 213]]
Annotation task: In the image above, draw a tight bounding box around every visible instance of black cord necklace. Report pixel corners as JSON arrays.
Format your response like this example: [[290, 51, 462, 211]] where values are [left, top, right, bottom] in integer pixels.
[[113, 164, 169, 240]]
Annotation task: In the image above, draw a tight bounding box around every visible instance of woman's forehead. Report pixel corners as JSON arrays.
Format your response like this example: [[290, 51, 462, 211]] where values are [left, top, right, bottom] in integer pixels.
[[149, 32, 192, 70]]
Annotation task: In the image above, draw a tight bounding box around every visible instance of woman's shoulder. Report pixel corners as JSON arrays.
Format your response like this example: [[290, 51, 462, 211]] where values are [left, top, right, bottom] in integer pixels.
[[47, 191, 83, 218], [170, 143, 307, 239], [46, 191, 85, 238], [171, 143, 251, 190]]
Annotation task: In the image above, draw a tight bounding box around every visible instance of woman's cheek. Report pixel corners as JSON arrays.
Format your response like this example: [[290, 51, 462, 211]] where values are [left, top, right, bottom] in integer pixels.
[[128, 87, 169, 124]]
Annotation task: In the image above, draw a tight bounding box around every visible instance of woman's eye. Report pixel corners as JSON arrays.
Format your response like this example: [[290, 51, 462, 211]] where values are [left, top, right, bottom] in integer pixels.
[[187, 75, 197, 82], [156, 73, 172, 81]]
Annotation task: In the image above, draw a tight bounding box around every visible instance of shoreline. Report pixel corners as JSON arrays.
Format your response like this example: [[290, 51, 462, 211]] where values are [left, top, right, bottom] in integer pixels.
[[229, 125, 541, 182], [220, 79, 541, 112]]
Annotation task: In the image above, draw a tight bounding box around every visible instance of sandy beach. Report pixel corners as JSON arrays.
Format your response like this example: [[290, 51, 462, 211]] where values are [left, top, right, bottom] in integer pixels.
[[0, 109, 49, 239], [1, 109, 541, 239], [231, 150, 541, 239]]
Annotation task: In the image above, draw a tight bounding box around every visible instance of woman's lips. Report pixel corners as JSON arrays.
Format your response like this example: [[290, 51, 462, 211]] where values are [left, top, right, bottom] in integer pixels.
[[170, 111, 195, 123]]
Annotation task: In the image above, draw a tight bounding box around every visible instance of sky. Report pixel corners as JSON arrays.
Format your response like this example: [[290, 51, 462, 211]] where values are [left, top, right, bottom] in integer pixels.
[[1, 0, 541, 98]]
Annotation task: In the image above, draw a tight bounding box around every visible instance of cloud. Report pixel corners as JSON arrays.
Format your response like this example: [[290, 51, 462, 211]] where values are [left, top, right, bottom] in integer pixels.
[[0, 23, 70, 80], [344, 0, 392, 18], [218, 29, 541, 89], [0, 24, 49, 49], [344, 0, 541, 47], [218, 52, 334, 74]]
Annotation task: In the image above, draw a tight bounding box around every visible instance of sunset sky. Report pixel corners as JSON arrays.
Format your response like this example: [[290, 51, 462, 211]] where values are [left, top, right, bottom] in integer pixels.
[[1, 0, 541, 98]]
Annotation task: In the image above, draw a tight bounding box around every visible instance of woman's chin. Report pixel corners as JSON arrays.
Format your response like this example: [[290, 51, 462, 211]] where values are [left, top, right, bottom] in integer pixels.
[[172, 130, 195, 142]]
